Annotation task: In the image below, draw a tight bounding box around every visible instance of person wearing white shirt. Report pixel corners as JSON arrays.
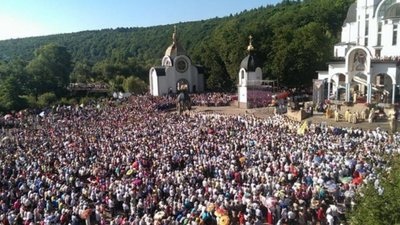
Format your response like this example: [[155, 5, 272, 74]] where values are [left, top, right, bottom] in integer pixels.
[[326, 213, 334, 225]]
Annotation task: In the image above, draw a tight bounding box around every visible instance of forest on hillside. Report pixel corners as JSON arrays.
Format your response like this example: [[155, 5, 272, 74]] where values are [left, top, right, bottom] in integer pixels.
[[0, 0, 354, 112]]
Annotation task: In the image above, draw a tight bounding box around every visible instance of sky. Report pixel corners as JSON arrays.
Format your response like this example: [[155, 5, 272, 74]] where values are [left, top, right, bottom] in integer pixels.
[[0, 0, 280, 41]]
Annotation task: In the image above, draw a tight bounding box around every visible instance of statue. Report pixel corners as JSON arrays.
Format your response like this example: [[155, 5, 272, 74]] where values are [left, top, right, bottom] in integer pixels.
[[368, 108, 375, 123], [176, 91, 191, 114], [389, 111, 397, 133]]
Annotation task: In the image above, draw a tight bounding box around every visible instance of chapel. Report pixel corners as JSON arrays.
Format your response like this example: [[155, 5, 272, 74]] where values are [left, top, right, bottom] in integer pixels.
[[149, 26, 204, 96]]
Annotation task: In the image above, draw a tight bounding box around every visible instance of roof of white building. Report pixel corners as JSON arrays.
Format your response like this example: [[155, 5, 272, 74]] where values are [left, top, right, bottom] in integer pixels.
[[384, 2, 400, 19], [344, 2, 357, 24]]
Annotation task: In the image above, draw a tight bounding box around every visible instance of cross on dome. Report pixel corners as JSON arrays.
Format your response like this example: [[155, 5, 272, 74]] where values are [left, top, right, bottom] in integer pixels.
[[247, 35, 255, 52]]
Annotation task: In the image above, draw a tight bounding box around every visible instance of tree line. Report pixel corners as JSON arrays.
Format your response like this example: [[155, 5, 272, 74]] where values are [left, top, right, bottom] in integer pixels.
[[0, 0, 354, 112]]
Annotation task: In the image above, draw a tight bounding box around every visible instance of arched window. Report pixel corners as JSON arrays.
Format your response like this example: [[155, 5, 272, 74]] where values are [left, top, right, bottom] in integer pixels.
[[378, 0, 396, 18]]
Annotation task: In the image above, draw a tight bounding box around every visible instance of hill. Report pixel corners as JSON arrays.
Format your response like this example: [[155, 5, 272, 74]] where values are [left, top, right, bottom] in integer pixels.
[[0, 0, 353, 87]]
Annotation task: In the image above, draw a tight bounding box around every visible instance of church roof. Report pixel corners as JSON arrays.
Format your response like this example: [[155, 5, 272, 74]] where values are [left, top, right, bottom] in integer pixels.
[[344, 2, 357, 24], [154, 67, 166, 76], [384, 3, 400, 19], [165, 26, 187, 58], [240, 35, 260, 72], [240, 55, 259, 72]]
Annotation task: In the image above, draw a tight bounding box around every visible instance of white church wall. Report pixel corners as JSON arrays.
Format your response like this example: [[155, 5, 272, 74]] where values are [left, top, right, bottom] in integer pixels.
[[248, 71, 262, 85], [158, 76, 169, 96], [238, 69, 247, 87], [341, 25, 350, 44], [341, 23, 356, 44], [152, 74, 159, 96], [368, 19, 378, 48], [165, 67, 176, 93], [238, 86, 247, 108], [343, 22, 358, 45], [387, 67, 398, 84], [317, 71, 329, 81], [255, 67, 262, 80], [328, 63, 346, 75], [381, 22, 400, 57], [334, 45, 348, 58], [149, 69, 154, 95], [372, 63, 395, 76]]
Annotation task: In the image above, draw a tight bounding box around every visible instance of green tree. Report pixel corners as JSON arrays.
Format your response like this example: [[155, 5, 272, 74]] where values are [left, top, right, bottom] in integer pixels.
[[0, 59, 30, 88], [70, 61, 93, 83], [109, 75, 125, 92], [0, 76, 27, 112], [196, 43, 233, 91], [123, 76, 148, 94], [349, 156, 400, 225], [37, 92, 57, 108], [26, 44, 72, 97]]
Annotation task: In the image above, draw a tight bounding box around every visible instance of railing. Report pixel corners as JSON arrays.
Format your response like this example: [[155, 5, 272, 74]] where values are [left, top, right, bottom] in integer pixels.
[[241, 79, 277, 87], [68, 83, 109, 92]]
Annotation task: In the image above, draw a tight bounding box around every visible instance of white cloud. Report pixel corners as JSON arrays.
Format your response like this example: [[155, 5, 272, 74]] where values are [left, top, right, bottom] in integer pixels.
[[0, 14, 52, 40]]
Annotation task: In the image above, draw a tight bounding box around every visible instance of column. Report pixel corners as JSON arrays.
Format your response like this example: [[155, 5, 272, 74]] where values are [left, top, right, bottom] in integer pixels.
[[366, 73, 371, 104], [345, 83, 351, 102], [367, 83, 372, 103], [393, 83, 396, 104], [327, 82, 331, 100]]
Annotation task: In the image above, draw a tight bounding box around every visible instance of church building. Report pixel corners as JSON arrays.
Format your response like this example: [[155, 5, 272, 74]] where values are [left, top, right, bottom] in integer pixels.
[[238, 36, 272, 108], [317, 0, 400, 104], [149, 26, 205, 96]]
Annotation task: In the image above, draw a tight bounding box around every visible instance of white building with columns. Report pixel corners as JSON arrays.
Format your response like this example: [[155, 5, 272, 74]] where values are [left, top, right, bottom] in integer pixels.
[[149, 26, 205, 96], [317, 0, 400, 104]]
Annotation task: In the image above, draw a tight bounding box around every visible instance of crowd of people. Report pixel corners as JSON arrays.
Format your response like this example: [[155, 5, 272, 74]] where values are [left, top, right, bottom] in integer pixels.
[[191, 93, 233, 107], [0, 95, 398, 225], [153, 93, 233, 111]]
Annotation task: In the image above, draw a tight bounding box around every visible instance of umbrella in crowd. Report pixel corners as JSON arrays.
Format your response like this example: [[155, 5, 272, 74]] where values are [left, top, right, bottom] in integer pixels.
[[324, 181, 338, 193], [352, 177, 363, 185], [215, 208, 228, 217], [219, 215, 230, 225], [80, 208, 92, 220], [154, 211, 166, 220], [260, 195, 278, 209], [339, 177, 353, 184]]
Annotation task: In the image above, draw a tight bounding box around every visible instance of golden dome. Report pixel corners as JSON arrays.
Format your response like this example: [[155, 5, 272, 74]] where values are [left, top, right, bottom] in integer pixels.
[[165, 26, 186, 58]]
